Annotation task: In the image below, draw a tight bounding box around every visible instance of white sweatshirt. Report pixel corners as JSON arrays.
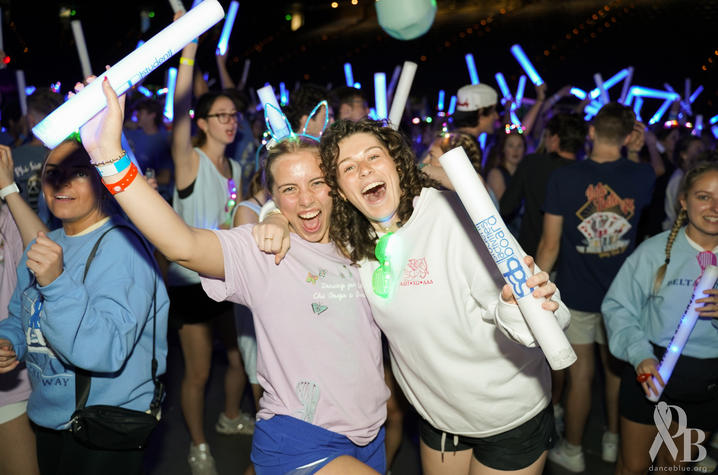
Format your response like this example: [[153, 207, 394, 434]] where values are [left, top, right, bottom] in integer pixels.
[[358, 188, 570, 437]]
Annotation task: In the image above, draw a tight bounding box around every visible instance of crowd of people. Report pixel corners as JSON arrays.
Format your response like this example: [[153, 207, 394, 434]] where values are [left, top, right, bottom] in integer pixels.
[[0, 14, 716, 475]]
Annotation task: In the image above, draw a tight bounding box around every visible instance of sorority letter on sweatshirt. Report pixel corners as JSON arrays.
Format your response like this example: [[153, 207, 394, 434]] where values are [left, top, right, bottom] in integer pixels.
[[201, 225, 389, 445]]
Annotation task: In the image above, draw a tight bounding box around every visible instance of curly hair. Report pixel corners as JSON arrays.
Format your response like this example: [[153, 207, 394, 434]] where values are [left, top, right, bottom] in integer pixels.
[[319, 119, 440, 262], [435, 132, 483, 174]]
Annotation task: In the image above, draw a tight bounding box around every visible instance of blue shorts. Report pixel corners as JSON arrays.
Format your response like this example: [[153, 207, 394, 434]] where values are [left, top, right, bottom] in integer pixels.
[[251, 415, 385, 475]]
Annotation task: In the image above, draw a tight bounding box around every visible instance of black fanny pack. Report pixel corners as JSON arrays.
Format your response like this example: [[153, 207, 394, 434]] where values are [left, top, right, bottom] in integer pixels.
[[68, 225, 164, 450]]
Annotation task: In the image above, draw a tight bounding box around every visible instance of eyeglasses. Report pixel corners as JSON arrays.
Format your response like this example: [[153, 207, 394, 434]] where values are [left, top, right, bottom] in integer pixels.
[[372, 232, 394, 298], [206, 112, 240, 124], [225, 178, 237, 213]]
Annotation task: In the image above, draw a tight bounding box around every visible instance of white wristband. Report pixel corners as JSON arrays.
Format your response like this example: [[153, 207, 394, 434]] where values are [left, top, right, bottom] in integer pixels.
[[0, 182, 19, 200]]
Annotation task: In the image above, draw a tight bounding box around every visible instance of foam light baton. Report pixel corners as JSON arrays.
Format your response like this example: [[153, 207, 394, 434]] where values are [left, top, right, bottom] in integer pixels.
[[374, 73, 387, 120], [618, 66, 634, 105], [710, 114, 718, 126], [279, 82, 288, 106], [648, 99, 673, 126], [344, 63, 354, 87], [216, 0, 239, 56], [388, 61, 417, 130], [387, 65, 401, 104], [238, 59, 250, 90], [71, 20, 92, 79], [570, 87, 587, 100], [693, 115, 703, 136], [437, 90, 445, 111], [688, 85, 703, 104], [163, 67, 177, 120], [439, 147, 576, 370], [257, 84, 290, 140], [646, 264, 718, 402], [633, 96, 643, 121], [448, 95, 457, 115], [33, 0, 225, 148], [593, 73, 610, 104], [494, 72, 512, 103], [16, 70, 27, 116], [168, 0, 186, 13], [510, 44, 543, 87], [465, 53, 479, 85], [515, 75, 526, 107]]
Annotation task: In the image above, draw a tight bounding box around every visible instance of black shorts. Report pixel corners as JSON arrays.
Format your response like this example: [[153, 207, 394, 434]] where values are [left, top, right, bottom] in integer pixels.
[[168, 284, 232, 329], [419, 404, 556, 471], [619, 344, 718, 431]]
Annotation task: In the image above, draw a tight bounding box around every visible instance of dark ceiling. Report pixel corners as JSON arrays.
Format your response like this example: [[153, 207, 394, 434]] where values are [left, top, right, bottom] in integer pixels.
[[1, 0, 716, 116]]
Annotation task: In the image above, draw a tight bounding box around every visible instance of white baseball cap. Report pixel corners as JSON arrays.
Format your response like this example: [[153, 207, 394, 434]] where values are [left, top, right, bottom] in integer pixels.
[[456, 84, 498, 111]]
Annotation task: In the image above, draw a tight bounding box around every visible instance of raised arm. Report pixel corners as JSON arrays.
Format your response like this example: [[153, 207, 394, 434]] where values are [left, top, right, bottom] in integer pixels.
[[216, 51, 236, 90], [0, 145, 48, 247], [536, 212, 562, 273], [80, 78, 225, 278], [520, 83, 547, 135], [171, 38, 200, 191]]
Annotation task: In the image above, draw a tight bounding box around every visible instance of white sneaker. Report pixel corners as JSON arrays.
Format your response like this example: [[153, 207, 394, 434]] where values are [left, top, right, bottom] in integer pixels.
[[601, 431, 619, 463], [548, 439, 585, 473], [188, 443, 218, 475], [215, 411, 255, 435], [553, 404, 565, 436]]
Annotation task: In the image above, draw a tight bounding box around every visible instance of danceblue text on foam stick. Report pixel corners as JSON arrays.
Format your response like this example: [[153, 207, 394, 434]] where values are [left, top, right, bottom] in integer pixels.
[[216, 1, 239, 56], [647, 265, 718, 402], [439, 146, 577, 371], [32, 0, 225, 149]]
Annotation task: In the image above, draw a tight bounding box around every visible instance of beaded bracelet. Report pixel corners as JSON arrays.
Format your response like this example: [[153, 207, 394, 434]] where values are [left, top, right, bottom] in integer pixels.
[[91, 150, 127, 166], [104, 162, 139, 195]]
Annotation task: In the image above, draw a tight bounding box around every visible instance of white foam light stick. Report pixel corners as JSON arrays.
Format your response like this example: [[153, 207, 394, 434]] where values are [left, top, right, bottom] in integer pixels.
[[33, 0, 225, 148], [387, 61, 416, 130], [374, 72, 388, 120], [238, 59, 250, 90], [70, 20, 92, 79], [647, 265, 718, 402], [168, 0, 186, 13], [257, 85, 290, 140], [439, 146, 577, 370], [16, 70, 27, 116], [216, 0, 239, 56]]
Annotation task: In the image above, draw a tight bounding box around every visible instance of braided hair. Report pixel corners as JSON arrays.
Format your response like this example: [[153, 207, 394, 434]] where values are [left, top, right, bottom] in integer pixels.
[[652, 160, 718, 294]]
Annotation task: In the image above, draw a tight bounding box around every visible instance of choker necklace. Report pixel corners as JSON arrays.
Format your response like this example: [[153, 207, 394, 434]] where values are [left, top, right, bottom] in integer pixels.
[[374, 211, 398, 233]]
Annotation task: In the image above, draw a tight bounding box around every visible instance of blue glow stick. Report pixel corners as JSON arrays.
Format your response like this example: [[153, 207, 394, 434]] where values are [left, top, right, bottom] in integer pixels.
[[633, 97, 645, 122], [617, 66, 634, 104], [25, 86, 36, 96], [593, 73, 609, 104], [570, 87, 587, 100], [437, 90, 445, 111], [713, 126, 718, 140], [32, 0, 225, 148], [647, 265, 718, 402], [369, 108, 378, 120], [693, 115, 703, 136], [137, 85, 152, 97], [689, 85, 703, 104], [684, 78, 691, 104], [353, 82, 361, 90], [163, 67, 177, 120], [515, 75, 526, 106], [216, 0, 239, 56], [509, 109, 521, 126], [478, 132, 486, 153], [663, 83, 676, 94], [344, 63, 354, 87], [648, 98, 673, 125], [494, 72, 511, 101], [374, 72, 388, 120], [448, 95, 457, 115], [257, 84, 290, 140], [588, 68, 630, 101], [465, 53, 479, 85], [279, 82, 288, 106], [710, 114, 718, 125], [510, 44, 543, 86], [628, 86, 680, 101]]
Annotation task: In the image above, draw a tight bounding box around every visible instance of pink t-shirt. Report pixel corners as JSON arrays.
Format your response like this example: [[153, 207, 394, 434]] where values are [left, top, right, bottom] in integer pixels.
[[201, 225, 388, 445], [0, 206, 31, 406]]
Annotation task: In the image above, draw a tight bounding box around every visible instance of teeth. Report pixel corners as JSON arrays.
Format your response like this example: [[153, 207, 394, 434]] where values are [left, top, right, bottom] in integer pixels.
[[362, 182, 384, 194], [55, 195, 71, 199], [299, 210, 320, 219], [706, 217, 718, 222]]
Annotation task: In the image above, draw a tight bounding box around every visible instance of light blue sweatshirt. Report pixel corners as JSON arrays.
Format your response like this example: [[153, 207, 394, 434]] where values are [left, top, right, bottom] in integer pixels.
[[602, 228, 718, 369], [0, 216, 169, 430]]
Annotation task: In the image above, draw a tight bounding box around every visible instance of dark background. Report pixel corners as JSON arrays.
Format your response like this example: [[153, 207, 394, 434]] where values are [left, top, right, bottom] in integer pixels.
[[0, 0, 715, 118]]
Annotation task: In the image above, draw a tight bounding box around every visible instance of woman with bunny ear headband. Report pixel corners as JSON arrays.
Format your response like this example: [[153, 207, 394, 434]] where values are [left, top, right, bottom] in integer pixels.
[[79, 77, 390, 475]]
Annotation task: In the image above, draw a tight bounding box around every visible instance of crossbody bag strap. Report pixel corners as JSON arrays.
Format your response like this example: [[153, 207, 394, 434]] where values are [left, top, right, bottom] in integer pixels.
[[74, 225, 159, 414]]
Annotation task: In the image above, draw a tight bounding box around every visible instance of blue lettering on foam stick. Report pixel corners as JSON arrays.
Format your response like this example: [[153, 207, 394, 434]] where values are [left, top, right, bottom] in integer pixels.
[[502, 256, 530, 298], [476, 215, 515, 264]]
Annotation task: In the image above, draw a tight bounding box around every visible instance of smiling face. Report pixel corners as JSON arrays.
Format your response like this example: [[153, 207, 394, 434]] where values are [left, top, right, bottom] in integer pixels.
[[680, 169, 718, 249], [197, 96, 238, 145], [335, 132, 402, 232], [269, 149, 332, 243], [42, 142, 107, 235]]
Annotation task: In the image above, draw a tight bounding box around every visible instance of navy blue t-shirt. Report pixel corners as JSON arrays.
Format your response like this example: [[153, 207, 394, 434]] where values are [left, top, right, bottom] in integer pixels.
[[544, 158, 655, 311]]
